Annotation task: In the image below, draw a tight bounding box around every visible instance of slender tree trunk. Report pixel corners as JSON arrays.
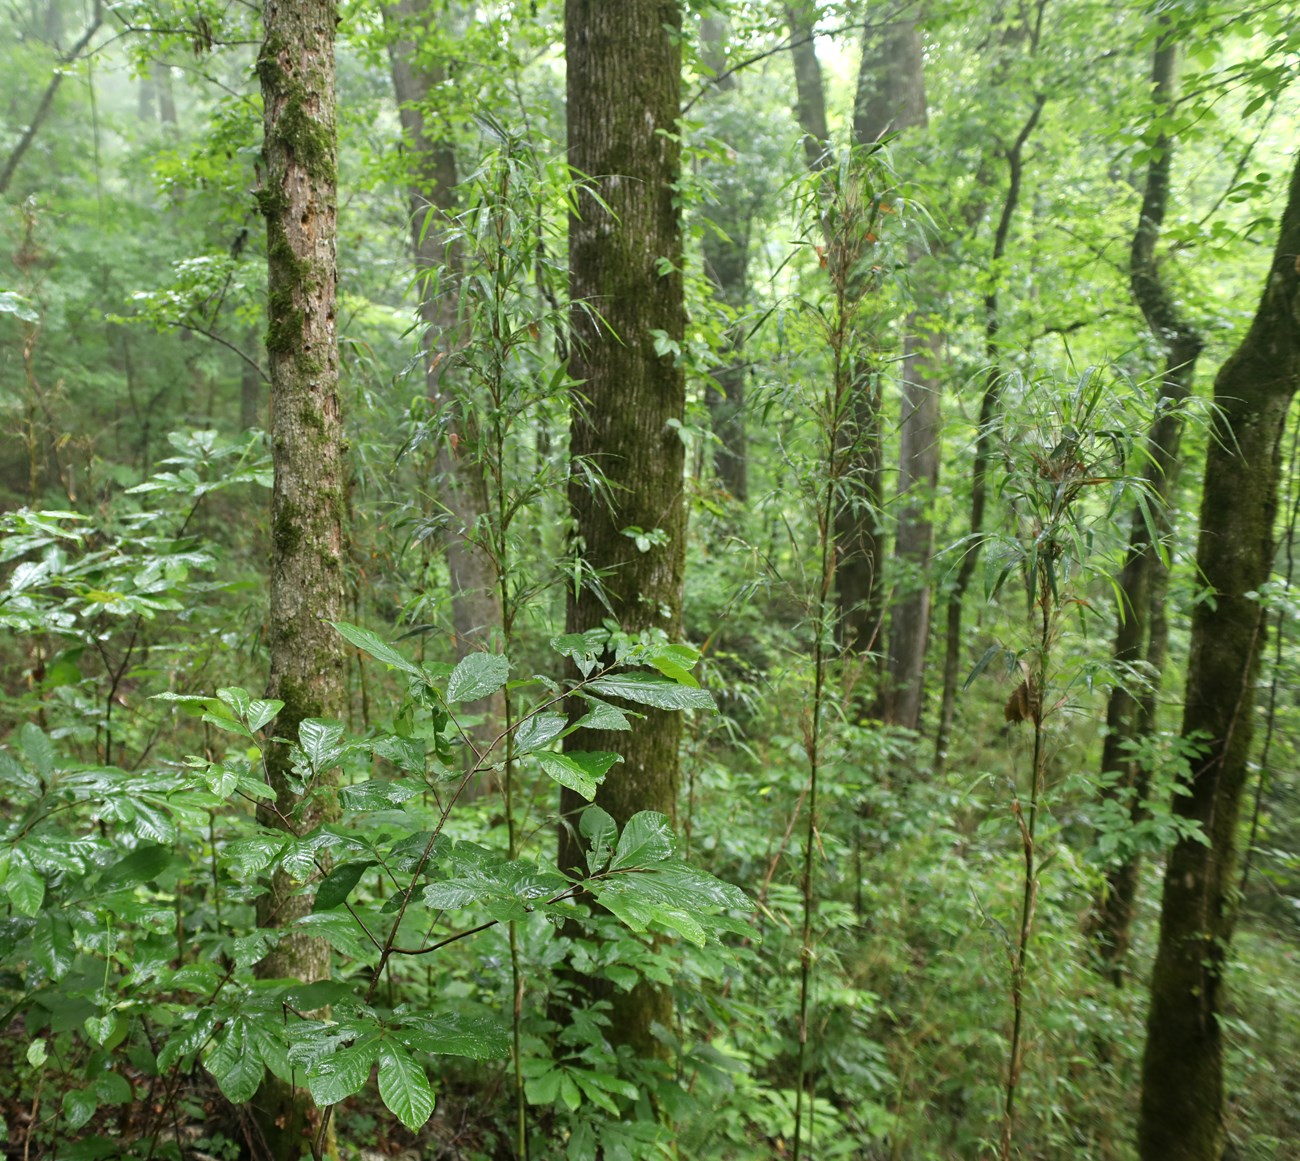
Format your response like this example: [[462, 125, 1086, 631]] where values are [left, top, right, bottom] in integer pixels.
[[386, 0, 503, 756], [1087, 31, 1202, 980], [933, 91, 1046, 769], [699, 17, 750, 504], [558, 0, 686, 1061], [853, 19, 938, 728], [0, 0, 102, 196], [252, 0, 345, 1152], [785, 2, 829, 171], [886, 325, 942, 728], [1138, 146, 1300, 1161]]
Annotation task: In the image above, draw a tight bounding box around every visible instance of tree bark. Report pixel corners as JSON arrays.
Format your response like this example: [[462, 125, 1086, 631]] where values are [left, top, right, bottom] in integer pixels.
[[699, 16, 750, 504], [785, 2, 829, 171], [1138, 146, 1300, 1161], [558, 0, 686, 1061], [386, 0, 503, 759], [853, 19, 939, 729], [1088, 31, 1202, 981], [253, 0, 346, 1152]]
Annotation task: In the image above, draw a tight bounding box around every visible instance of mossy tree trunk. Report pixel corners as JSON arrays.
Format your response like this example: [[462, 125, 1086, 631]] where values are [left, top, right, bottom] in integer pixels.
[[386, 0, 503, 760], [558, 0, 685, 1061], [1138, 147, 1300, 1161], [1088, 30, 1202, 981], [253, 0, 345, 1153]]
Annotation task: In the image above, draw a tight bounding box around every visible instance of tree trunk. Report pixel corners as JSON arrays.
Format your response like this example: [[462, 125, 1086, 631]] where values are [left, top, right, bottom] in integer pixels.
[[1087, 31, 1202, 981], [853, 19, 938, 728], [785, 2, 829, 171], [933, 91, 1045, 769], [1138, 146, 1300, 1161], [699, 16, 750, 504], [559, 0, 685, 1061], [253, 0, 345, 1152], [386, 0, 503, 757], [0, 1, 102, 196]]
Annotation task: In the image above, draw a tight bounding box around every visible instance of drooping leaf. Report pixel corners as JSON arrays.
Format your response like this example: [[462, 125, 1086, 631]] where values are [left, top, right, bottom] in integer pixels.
[[332, 622, 428, 680], [377, 1044, 436, 1131], [586, 673, 714, 711], [5, 855, 45, 916], [572, 697, 632, 731], [580, 806, 617, 874], [395, 1011, 509, 1060], [339, 779, 424, 812], [446, 652, 510, 703], [306, 1037, 380, 1107], [536, 751, 620, 801], [97, 844, 174, 892], [313, 861, 376, 912], [207, 1019, 265, 1104]]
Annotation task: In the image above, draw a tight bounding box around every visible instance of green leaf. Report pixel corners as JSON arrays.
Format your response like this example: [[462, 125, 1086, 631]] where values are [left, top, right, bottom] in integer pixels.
[[332, 622, 428, 680], [19, 722, 55, 779], [580, 806, 617, 873], [446, 652, 510, 703], [377, 1044, 436, 1131], [369, 734, 425, 773], [299, 719, 346, 771], [5, 855, 45, 916], [306, 1037, 379, 1107], [339, 779, 424, 812], [586, 673, 714, 711], [572, 697, 631, 731], [396, 1012, 509, 1060], [63, 1088, 98, 1131], [536, 751, 620, 800], [313, 861, 375, 912], [512, 712, 568, 754], [610, 811, 675, 870], [97, 843, 174, 891], [207, 1019, 265, 1104]]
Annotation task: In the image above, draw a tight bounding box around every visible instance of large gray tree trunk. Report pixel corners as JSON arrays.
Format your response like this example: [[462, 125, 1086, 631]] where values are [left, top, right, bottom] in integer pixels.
[[558, 0, 686, 1061], [1138, 146, 1300, 1161]]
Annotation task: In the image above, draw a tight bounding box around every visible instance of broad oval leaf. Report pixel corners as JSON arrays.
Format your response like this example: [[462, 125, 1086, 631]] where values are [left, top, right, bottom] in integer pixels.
[[395, 1011, 509, 1060], [586, 673, 714, 712], [536, 751, 620, 801], [313, 860, 376, 912], [306, 1037, 380, 1107], [610, 811, 676, 870], [446, 652, 510, 704], [377, 1044, 436, 1131]]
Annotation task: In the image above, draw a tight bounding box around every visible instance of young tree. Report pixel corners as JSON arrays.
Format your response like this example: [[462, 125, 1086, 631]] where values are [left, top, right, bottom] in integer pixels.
[[558, 0, 687, 1058], [1139, 145, 1300, 1161], [253, 0, 346, 1151]]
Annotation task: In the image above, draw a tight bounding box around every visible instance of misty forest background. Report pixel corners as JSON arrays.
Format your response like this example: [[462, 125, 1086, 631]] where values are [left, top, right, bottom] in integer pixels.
[[2, 1, 1300, 1160]]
